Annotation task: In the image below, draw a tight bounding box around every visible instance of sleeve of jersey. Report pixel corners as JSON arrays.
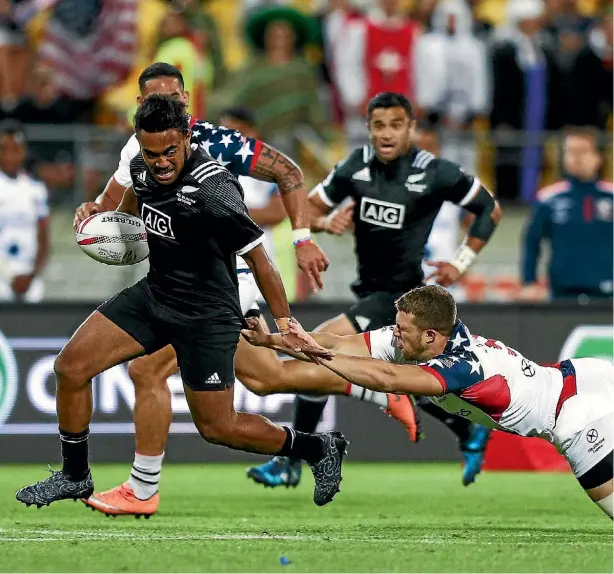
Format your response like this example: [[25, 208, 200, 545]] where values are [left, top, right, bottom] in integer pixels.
[[206, 177, 265, 256], [417, 354, 484, 393], [436, 160, 482, 207], [34, 182, 50, 219], [309, 163, 351, 208], [364, 326, 397, 361], [113, 135, 141, 188], [208, 129, 262, 177]]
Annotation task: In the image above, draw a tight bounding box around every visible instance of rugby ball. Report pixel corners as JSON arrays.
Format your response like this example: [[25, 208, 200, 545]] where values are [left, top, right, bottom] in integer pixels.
[[76, 212, 149, 266]]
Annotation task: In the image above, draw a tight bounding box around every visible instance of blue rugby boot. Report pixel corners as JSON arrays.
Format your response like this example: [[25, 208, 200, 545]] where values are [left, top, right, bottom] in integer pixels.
[[246, 456, 302, 488], [460, 424, 491, 486]]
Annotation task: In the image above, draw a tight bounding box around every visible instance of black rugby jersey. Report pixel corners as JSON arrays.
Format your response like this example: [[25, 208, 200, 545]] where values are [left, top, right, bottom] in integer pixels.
[[129, 147, 264, 319], [313, 146, 481, 296]]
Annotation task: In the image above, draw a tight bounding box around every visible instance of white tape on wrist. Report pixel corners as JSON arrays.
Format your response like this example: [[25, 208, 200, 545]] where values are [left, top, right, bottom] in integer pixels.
[[292, 228, 311, 247], [450, 245, 477, 275]]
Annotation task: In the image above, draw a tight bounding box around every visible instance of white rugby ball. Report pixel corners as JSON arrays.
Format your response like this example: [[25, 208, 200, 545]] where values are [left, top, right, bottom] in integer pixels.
[[76, 212, 149, 266]]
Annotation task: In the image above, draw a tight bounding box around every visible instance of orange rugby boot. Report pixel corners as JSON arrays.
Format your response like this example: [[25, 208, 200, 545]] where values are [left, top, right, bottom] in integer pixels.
[[385, 393, 423, 443], [82, 482, 159, 518]]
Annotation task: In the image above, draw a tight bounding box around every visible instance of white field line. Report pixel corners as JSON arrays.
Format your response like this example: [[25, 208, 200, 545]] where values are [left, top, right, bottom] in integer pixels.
[[0, 530, 609, 545]]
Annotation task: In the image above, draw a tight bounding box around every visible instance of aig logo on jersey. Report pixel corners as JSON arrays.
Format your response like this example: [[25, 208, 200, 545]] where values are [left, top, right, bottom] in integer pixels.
[[142, 203, 175, 239], [360, 197, 405, 229]]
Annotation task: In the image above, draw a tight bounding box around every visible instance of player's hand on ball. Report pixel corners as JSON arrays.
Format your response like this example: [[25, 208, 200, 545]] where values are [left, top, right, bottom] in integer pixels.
[[295, 242, 329, 293], [425, 260, 462, 287], [74, 202, 102, 230], [240, 317, 272, 346]]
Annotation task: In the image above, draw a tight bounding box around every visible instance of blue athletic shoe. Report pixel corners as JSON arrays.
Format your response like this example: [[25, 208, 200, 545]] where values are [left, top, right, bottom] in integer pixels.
[[460, 424, 491, 486], [246, 457, 302, 488]]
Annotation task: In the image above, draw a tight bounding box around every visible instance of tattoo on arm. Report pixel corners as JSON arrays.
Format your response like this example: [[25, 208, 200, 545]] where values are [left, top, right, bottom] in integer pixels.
[[250, 143, 303, 195]]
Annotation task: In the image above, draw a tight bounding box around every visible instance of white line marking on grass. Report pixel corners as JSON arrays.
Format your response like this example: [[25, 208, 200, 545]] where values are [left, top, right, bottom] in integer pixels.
[[0, 530, 609, 545]]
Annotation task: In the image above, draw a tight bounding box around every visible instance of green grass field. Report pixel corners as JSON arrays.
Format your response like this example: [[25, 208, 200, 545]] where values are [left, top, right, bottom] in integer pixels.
[[0, 463, 611, 573]]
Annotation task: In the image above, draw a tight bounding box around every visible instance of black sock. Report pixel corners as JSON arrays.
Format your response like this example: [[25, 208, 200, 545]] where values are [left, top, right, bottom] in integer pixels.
[[278, 426, 324, 464], [59, 427, 90, 481], [293, 396, 327, 433], [415, 399, 471, 444]]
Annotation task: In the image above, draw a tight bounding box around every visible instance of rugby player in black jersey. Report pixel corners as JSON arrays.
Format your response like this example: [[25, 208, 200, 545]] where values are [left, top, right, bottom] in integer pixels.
[[16, 96, 348, 510], [248, 92, 502, 489], [68, 65, 414, 519]]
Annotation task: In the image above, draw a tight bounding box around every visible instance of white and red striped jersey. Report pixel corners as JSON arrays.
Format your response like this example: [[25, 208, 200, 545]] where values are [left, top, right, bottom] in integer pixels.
[[366, 322, 612, 440]]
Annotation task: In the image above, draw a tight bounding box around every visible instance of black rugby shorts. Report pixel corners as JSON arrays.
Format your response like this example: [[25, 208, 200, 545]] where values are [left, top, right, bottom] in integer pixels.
[[98, 279, 240, 391], [345, 290, 407, 333]]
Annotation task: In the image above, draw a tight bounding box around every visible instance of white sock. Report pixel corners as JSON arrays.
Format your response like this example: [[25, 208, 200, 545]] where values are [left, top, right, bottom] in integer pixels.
[[129, 452, 164, 500], [596, 492, 613, 518], [345, 383, 388, 408]]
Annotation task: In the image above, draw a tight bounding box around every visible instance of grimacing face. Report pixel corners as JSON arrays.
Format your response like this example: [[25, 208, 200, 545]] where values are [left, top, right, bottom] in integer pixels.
[[138, 77, 190, 107], [368, 106, 414, 163], [137, 128, 191, 185], [392, 311, 434, 362]]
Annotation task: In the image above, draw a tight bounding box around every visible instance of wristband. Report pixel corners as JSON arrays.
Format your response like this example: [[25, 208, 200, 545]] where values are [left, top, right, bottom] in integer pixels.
[[450, 244, 477, 275], [274, 317, 297, 334], [292, 228, 311, 247]]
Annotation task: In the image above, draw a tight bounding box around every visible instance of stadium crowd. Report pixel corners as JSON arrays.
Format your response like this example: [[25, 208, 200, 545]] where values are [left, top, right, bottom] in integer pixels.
[[0, 0, 611, 303]]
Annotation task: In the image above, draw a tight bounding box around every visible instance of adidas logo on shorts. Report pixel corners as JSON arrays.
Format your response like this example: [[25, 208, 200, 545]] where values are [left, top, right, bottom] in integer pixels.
[[205, 372, 221, 385]]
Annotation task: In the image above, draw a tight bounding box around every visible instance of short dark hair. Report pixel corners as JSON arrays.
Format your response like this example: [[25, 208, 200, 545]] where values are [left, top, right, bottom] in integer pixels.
[[367, 92, 413, 120], [220, 107, 256, 128], [138, 63, 185, 92], [395, 285, 457, 336], [134, 95, 190, 135], [0, 119, 26, 140]]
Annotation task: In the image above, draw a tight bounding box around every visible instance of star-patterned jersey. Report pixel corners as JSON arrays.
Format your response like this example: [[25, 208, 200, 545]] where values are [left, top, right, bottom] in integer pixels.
[[114, 119, 262, 271], [311, 146, 482, 295], [366, 321, 593, 441]]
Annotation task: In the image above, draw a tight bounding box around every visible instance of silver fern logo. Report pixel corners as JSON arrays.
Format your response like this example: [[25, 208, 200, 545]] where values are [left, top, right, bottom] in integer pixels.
[[0, 330, 18, 426]]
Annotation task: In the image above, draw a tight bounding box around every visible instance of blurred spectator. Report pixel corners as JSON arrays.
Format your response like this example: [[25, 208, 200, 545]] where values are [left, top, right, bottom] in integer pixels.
[[0, 120, 49, 302], [0, 0, 30, 109], [219, 106, 286, 264], [334, 0, 419, 147], [210, 5, 328, 154], [409, 0, 437, 30], [464, 0, 494, 40], [175, 0, 225, 89], [490, 0, 562, 201], [568, 9, 613, 129], [153, 9, 206, 118], [3, 67, 82, 193], [520, 127, 613, 301], [314, 0, 364, 125], [37, 0, 138, 118], [414, 0, 489, 175]]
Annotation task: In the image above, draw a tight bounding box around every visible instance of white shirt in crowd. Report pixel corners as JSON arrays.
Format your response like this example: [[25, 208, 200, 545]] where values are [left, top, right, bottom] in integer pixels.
[[0, 170, 49, 302]]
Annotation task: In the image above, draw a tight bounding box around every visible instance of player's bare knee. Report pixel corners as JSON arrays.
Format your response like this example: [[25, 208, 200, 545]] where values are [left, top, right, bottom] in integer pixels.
[[54, 348, 88, 389]]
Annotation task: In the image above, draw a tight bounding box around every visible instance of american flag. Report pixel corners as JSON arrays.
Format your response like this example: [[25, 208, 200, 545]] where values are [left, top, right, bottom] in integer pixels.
[[190, 120, 262, 178], [38, 0, 137, 100], [418, 321, 485, 393]]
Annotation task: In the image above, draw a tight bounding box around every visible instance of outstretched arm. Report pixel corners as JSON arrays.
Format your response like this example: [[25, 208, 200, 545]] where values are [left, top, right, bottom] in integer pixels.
[[241, 317, 369, 360], [320, 354, 445, 397], [242, 245, 330, 357], [249, 143, 329, 292]]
